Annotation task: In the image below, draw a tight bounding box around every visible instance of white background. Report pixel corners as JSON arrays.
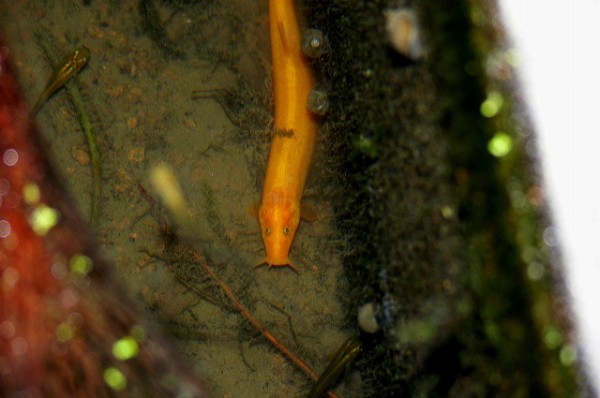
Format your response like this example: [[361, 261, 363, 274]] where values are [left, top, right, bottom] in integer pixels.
[[498, 0, 600, 391]]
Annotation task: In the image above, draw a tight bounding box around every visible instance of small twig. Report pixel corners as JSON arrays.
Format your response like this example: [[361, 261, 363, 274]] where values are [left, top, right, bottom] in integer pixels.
[[64, 80, 102, 223], [194, 251, 315, 377], [143, 166, 338, 396], [193, 251, 339, 398]]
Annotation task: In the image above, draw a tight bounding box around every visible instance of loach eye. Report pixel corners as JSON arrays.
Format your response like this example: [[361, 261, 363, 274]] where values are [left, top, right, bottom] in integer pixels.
[[283, 226, 289, 235], [265, 227, 271, 235]]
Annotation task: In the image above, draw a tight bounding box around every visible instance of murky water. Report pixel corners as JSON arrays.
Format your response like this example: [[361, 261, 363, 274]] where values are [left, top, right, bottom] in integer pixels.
[[0, 1, 353, 396]]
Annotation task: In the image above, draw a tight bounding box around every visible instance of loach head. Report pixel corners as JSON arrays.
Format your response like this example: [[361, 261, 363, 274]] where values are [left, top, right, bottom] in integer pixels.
[[258, 201, 300, 267]]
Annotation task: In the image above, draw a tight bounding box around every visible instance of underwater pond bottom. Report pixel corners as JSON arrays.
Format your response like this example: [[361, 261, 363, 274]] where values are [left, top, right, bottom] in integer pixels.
[[0, 0, 591, 397]]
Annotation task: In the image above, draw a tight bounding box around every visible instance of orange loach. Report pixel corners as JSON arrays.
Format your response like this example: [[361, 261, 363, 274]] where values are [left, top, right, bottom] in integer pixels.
[[258, 0, 319, 269]]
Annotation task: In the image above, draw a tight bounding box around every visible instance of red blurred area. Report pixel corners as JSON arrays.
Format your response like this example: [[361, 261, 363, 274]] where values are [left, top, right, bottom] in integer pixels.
[[0, 39, 209, 397]]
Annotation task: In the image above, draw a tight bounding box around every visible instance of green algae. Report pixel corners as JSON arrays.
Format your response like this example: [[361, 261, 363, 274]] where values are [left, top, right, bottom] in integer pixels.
[[305, 0, 588, 396]]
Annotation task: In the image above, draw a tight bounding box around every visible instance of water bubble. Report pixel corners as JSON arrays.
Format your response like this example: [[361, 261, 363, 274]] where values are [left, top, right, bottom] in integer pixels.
[[0, 220, 11, 238], [11, 337, 28, 355], [0, 179, 10, 195], [0, 321, 15, 339], [51, 261, 68, 280], [307, 84, 329, 116], [543, 226, 558, 247], [3, 149, 18, 166], [301, 28, 329, 58], [59, 288, 80, 308], [527, 261, 545, 281], [2, 267, 19, 288]]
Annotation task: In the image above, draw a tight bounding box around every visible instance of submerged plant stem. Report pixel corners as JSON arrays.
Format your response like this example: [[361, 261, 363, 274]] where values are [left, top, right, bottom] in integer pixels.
[[64, 80, 102, 223]]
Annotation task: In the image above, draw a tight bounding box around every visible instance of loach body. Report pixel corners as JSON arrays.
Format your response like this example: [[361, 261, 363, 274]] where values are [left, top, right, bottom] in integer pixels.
[[32, 44, 90, 114], [258, 0, 318, 268]]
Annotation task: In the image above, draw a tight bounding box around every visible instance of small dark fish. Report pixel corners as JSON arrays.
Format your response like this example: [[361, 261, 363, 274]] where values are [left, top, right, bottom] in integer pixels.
[[308, 336, 362, 398], [32, 44, 90, 114]]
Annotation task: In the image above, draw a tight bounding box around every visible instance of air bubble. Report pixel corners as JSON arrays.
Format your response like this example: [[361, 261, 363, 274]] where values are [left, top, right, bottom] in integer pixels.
[[3, 149, 18, 166], [0, 179, 10, 195], [0, 220, 10, 238], [301, 29, 329, 58], [12, 337, 28, 355], [307, 85, 329, 116]]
